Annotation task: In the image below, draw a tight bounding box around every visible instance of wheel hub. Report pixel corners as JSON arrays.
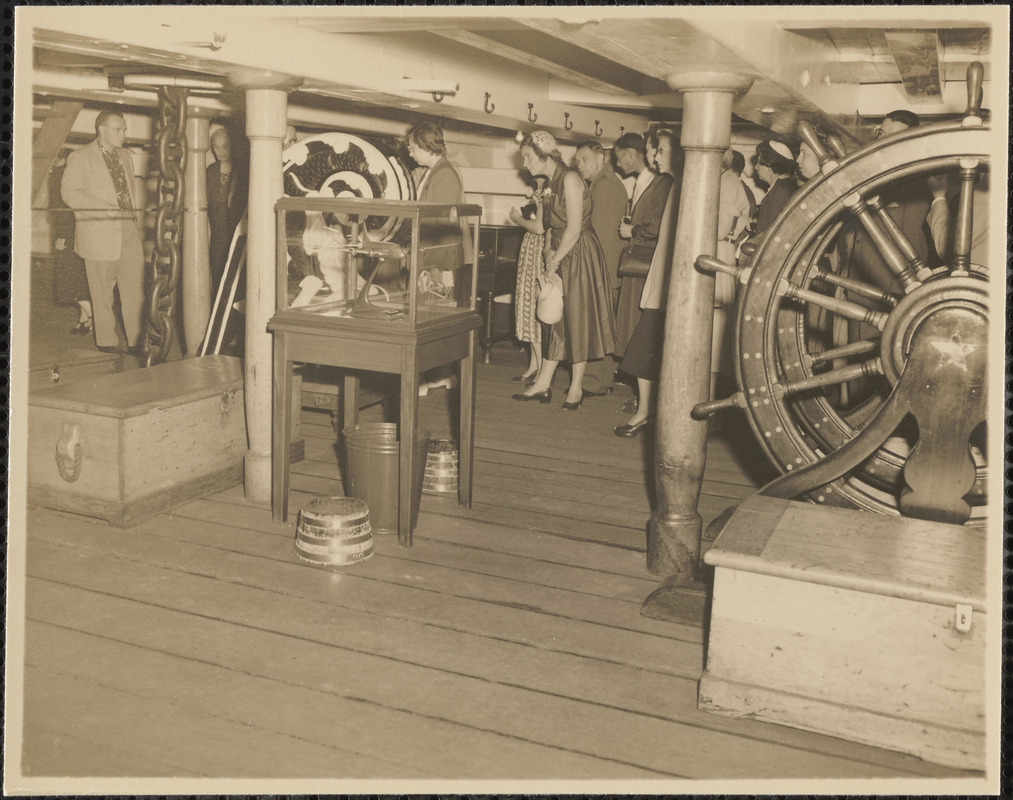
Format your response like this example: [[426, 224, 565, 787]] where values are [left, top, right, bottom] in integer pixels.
[[878, 275, 988, 386]]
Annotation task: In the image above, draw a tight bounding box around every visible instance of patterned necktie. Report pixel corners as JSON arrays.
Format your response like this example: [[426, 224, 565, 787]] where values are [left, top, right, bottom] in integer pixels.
[[100, 147, 133, 212]]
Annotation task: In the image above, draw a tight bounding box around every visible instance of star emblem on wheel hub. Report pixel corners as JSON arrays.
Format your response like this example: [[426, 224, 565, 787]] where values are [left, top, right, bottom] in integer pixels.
[[929, 330, 978, 371]]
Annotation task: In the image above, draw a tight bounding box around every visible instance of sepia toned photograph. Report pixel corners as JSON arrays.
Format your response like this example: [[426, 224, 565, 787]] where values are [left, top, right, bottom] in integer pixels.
[[6, 5, 1007, 795]]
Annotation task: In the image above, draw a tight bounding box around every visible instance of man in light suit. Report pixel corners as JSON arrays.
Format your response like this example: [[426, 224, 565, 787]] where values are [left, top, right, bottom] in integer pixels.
[[61, 111, 145, 354]]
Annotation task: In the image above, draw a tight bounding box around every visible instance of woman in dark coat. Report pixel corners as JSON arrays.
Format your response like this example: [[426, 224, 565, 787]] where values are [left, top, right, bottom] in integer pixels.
[[207, 127, 247, 294], [49, 147, 93, 334]]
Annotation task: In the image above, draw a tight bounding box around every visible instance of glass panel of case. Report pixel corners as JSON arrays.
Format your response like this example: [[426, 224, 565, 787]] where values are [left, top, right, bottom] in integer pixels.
[[276, 197, 481, 326]]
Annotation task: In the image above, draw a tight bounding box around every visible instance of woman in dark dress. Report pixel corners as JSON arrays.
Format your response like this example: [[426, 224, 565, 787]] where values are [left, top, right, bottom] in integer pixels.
[[50, 148, 93, 334], [512, 131, 616, 410], [207, 127, 247, 294], [614, 129, 682, 436], [752, 139, 797, 235]]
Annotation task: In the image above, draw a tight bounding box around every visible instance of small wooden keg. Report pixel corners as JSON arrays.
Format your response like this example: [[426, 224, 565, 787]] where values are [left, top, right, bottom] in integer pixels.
[[295, 496, 373, 566], [422, 438, 459, 495]]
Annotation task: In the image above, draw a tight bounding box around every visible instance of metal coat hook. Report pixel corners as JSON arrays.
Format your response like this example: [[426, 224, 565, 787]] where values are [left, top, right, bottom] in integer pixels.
[[432, 92, 445, 103], [564, 112, 573, 131], [594, 120, 602, 137], [527, 103, 538, 123], [619, 126, 625, 137], [484, 92, 495, 114]]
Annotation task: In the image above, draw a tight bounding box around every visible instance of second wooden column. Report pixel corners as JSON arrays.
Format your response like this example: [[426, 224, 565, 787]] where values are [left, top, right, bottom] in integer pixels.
[[648, 71, 753, 584]]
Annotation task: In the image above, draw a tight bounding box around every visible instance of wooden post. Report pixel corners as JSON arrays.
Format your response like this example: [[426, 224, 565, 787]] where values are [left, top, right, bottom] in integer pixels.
[[182, 112, 211, 356], [229, 71, 302, 506], [642, 72, 752, 623]]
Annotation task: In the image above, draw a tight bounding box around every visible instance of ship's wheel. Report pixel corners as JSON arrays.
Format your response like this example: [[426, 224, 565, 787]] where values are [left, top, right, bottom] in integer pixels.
[[696, 63, 991, 527], [281, 132, 416, 303]]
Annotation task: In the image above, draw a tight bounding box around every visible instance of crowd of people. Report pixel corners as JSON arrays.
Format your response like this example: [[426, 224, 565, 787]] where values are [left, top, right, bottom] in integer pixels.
[[502, 124, 765, 436], [497, 108, 957, 437], [53, 106, 956, 415]]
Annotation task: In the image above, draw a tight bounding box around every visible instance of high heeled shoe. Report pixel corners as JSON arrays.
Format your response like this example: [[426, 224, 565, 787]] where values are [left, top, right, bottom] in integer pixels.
[[561, 390, 585, 411], [512, 388, 552, 403], [614, 417, 653, 438], [512, 373, 537, 382], [70, 318, 93, 335]]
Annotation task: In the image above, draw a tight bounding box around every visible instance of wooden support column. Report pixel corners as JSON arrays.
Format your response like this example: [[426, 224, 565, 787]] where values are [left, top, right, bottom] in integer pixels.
[[229, 71, 302, 505], [182, 112, 211, 356], [642, 72, 753, 622]]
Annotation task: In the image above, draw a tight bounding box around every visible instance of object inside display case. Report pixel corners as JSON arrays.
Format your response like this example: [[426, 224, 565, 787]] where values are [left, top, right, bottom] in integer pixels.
[[276, 197, 481, 326]]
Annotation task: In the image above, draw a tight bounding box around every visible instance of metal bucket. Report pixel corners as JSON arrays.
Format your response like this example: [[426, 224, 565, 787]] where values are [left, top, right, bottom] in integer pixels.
[[423, 438, 459, 495], [343, 423, 429, 535], [295, 496, 373, 566]]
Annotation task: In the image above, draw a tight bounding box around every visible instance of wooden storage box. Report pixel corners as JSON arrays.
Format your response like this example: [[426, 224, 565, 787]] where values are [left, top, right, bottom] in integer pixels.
[[28, 355, 248, 527], [28, 345, 124, 393], [698, 495, 987, 771]]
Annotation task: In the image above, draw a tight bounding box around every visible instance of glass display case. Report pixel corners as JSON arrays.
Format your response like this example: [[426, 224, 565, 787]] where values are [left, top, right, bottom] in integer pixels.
[[275, 196, 482, 328], [269, 196, 484, 547]]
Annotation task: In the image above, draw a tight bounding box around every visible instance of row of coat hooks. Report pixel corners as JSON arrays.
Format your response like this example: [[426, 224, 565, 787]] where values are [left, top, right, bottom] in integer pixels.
[[481, 92, 611, 138]]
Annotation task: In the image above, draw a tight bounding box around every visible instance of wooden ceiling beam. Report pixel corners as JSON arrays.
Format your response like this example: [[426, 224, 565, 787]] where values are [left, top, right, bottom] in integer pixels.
[[681, 18, 864, 139], [431, 29, 634, 98], [296, 16, 524, 34], [782, 18, 992, 30], [512, 15, 864, 139], [27, 8, 649, 143]]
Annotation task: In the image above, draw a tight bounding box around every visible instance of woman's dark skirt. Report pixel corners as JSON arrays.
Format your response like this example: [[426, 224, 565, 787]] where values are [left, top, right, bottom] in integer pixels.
[[619, 307, 664, 382]]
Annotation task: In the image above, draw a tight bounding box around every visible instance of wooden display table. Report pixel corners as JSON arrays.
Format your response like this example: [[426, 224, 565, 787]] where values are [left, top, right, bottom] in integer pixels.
[[269, 309, 480, 547], [699, 495, 987, 770]]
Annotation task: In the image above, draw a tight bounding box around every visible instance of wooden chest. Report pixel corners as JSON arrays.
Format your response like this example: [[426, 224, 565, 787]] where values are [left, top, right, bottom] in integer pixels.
[[28, 355, 248, 527], [698, 495, 988, 771]]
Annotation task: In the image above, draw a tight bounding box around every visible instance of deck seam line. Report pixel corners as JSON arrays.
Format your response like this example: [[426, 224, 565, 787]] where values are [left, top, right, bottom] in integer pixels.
[[26, 541, 702, 656], [26, 614, 919, 776]]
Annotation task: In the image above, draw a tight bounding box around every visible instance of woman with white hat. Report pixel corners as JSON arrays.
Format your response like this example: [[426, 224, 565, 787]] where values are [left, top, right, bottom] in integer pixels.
[[512, 131, 616, 410]]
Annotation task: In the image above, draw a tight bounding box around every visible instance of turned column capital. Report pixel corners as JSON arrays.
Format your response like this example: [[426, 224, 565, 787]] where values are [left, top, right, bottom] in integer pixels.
[[666, 72, 752, 152], [227, 69, 303, 92], [664, 71, 754, 95]]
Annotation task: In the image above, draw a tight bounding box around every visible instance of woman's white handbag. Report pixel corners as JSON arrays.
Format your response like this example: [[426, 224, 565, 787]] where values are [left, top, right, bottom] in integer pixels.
[[536, 272, 563, 324]]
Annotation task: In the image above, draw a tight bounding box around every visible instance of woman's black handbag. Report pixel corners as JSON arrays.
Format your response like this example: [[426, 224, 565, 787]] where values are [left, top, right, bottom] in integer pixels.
[[617, 246, 653, 279]]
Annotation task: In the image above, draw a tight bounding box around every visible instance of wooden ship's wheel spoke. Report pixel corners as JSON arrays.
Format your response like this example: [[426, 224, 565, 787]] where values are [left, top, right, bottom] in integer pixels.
[[950, 158, 983, 275], [803, 338, 879, 369], [808, 268, 898, 307], [696, 62, 990, 525]]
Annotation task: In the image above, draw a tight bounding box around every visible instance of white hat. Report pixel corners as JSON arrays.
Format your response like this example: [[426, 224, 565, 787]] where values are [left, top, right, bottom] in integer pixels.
[[768, 140, 793, 161]]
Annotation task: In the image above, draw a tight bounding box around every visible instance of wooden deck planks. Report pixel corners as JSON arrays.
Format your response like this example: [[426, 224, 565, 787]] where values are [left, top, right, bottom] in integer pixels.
[[24, 525, 948, 779], [21, 717, 204, 779], [28, 518, 709, 681], [24, 506, 963, 779], [18, 348, 971, 783], [25, 622, 619, 780]]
